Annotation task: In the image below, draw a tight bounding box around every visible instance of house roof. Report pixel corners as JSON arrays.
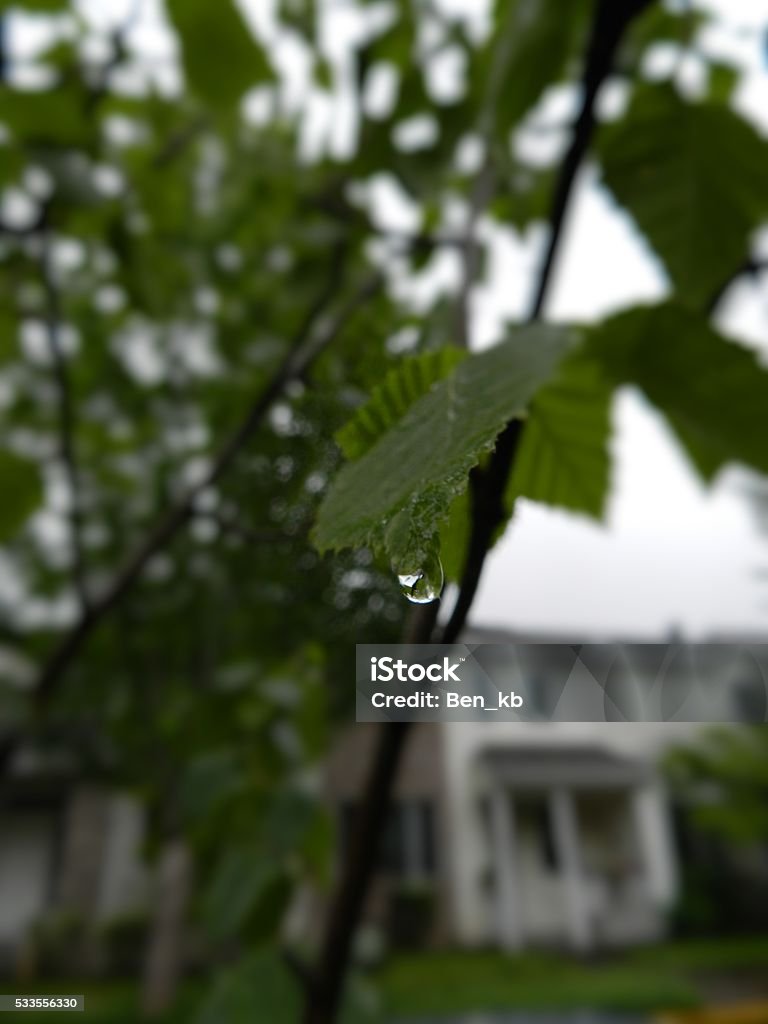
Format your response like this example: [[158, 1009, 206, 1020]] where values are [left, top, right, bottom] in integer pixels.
[[479, 744, 650, 789], [464, 624, 768, 646]]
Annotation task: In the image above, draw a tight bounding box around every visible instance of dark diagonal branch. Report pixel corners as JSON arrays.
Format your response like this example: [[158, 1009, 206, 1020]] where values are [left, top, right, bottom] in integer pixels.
[[301, 600, 440, 1023], [442, 421, 523, 644], [0, 254, 381, 792], [196, 507, 307, 547], [441, 0, 655, 646], [28, 266, 381, 711], [3, 258, 379, 788]]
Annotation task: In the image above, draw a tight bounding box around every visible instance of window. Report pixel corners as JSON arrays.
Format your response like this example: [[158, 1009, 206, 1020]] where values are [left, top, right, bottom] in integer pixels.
[[519, 796, 558, 871]]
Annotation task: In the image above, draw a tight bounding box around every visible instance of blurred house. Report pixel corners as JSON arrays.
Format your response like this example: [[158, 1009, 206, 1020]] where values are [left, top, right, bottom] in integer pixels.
[[1, 627, 767, 971], [325, 627, 768, 953], [0, 749, 148, 971], [325, 717, 679, 953]]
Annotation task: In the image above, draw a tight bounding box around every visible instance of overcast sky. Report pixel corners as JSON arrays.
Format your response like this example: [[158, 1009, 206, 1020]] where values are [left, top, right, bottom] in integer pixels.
[[471, 0, 768, 638], [10, 0, 768, 638]]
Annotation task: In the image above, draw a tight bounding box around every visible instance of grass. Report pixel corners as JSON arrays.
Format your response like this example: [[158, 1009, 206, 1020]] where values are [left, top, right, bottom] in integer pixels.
[[0, 981, 200, 1023], [376, 937, 768, 1017], [4, 937, 768, 1021], [633, 936, 768, 971], [376, 949, 701, 1016]]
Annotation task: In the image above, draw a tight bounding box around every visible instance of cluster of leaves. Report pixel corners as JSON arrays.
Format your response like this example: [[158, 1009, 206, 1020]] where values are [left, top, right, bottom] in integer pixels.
[[313, 5, 768, 584], [666, 726, 768, 843], [317, 300, 768, 582], [0, 0, 407, 1017]]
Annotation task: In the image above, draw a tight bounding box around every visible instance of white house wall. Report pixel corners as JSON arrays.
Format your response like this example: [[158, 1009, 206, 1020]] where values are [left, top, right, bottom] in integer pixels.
[[440, 719, 698, 946], [0, 811, 55, 947], [97, 794, 150, 920]]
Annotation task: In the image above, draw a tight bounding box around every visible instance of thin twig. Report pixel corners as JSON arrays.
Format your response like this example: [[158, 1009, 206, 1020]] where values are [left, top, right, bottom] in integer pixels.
[[153, 114, 210, 169], [40, 231, 91, 615], [302, 600, 440, 1024], [0, 255, 382, 779], [441, 0, 656, 646], [29, 266, 381, 709], [195, 507, 304, 547], [452, 7, 520, 349]]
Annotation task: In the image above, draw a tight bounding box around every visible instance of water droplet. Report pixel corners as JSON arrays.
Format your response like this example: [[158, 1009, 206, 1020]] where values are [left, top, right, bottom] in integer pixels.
[[396, 554, 444, 604]]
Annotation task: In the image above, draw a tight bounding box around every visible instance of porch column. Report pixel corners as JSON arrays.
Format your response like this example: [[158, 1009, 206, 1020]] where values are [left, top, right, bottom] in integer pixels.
[[631, 783, 678, 907], [550, 787, 591, 952], [489, 786, 522, 950]]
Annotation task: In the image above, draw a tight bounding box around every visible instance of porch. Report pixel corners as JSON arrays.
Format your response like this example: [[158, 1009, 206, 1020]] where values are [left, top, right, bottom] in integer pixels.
[[481, 747, 675, 952]]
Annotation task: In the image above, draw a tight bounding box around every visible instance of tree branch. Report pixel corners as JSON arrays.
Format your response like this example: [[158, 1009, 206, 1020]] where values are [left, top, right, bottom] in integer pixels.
[[442, 0, 656, 645], [153, 114, 210, 169], [301, 601, 440, 1024], [195, 507, 305, 547], [17, 256, 381, 721], [452, 4, 521, 350], [303, 5, 656, 1023]]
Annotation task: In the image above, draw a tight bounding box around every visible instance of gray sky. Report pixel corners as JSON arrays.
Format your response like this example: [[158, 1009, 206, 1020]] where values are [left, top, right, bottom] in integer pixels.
[[9, 0, 768, 638], [472, 1, 768, 637]]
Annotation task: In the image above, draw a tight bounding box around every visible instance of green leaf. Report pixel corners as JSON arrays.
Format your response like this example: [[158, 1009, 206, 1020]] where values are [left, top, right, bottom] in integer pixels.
[[0, 450, 42, 540], [301, 808, 334, 885], [314, 324, 574, 567], [493, 0, 590, 133], [2, 0, 69, 9], [313, 56, 334, 91], [279, 0, 316, 40], [626, 4, 708, 53], [0, 311, 17, 363], [708, 61, 740, 104], [588, 303, 768, 481], [598, 84, 768, 308], [203, 846, 281, 941], [336, 348, 466, 460], [438, 488, 471, 583], [507, 354, 613, 520], [165, 0, 272, 111], [0, 89, 93, 147], [197, 950, 300, 1024], [177, 750, 245, 824]]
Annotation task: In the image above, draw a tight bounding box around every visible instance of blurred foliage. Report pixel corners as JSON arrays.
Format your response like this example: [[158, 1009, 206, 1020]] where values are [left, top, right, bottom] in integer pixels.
[[0, 0, 767, 1018], [666, 727, 768, 936], [667, 727, 768, 844]]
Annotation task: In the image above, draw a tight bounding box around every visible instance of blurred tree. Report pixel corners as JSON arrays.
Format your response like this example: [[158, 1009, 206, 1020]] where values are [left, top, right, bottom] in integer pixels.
[[0, 0, 768, 1022], [665, 726, 768, 935], [667, 727, 768, 845]]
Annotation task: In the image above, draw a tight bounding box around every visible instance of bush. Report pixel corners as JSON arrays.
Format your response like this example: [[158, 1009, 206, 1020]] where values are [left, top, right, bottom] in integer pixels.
[[31, 911, 90, 977], [387, 883, 435, 950], [99, 911, 150, 977]]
